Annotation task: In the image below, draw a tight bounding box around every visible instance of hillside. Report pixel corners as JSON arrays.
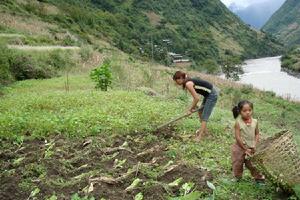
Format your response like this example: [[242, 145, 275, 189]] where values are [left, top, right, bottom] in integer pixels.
[[263, 0, 300, 47], [281, 47, 300, 75], [0, 0, 283, 73], [228, 0, 285, 29]]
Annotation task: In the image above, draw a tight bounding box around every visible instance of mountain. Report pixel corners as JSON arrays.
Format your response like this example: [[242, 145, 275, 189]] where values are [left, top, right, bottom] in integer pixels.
[[229, 0, 285, 29], [263, 0, 300, 46], [1, 0, 282, 71]]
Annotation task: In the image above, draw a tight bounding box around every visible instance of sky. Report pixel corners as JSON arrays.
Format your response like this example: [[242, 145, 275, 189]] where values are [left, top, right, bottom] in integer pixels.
[[221, 0, 273, 8]]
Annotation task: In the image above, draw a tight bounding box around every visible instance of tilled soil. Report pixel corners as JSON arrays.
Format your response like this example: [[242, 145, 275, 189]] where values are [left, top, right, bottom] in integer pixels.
[[0, 131, 212, 200]]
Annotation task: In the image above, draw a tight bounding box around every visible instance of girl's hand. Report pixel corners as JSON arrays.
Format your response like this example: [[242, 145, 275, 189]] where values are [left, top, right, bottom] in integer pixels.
[[245, 149, 252, 156]]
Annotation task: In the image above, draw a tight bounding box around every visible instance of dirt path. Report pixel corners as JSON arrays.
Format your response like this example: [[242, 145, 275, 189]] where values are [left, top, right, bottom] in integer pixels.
[[7, 45, 80, 51], [0, 33, 25, 38]]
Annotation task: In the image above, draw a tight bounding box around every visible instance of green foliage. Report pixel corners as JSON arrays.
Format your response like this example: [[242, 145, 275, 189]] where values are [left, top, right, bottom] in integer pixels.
[[71, 193, 95, 200], [169, 191, 203, 200], [0, 45, 13, 85], [80, 46, 93, 62], [294, 184, 300, 199], [201, 59, 220, 74], [45, 195, 58, 200], [134, 192, 144, 200], [281, 47, 300, 73], [4, 0, 282, 72], [28, 188, 40, 200], [0, 78, 186, 138], [240, 85, 254, 95], [90, 59, 113, 91], [0, 45, 76, 84], [263, 0, 300, 47], [221, 56, 244, 80], [180, 182, 195, 196]]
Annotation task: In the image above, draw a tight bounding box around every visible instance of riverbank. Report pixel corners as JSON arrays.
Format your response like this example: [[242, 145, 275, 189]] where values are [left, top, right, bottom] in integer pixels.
[[240, 56, 300, 101], [281, 67, 300, 79], [281, 48, 300, 77]]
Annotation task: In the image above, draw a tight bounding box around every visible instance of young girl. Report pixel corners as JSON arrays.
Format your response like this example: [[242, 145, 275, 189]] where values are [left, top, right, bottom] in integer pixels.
[[173, 71, 218, 141], [231, 100, 265, 182]]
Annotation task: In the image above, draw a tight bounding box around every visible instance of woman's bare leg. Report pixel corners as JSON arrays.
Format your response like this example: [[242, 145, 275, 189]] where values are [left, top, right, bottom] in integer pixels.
[[195, 120, 207, 142], [198, 111, 208, 135]]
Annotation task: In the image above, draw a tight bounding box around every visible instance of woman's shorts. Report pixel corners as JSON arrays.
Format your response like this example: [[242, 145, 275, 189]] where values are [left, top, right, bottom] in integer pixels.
[[199, 87, 219, 121]]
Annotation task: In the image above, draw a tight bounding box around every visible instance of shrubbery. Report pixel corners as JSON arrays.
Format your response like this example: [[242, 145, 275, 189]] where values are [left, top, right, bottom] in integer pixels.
[[90, 59, 113, 91], [281, 48, 300, 73], [0, 45, 75, 86]]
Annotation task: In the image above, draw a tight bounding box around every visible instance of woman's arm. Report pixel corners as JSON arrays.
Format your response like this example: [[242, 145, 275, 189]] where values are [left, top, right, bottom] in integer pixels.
[[234, 122, 248, 152], [185, 81, 200, 112]]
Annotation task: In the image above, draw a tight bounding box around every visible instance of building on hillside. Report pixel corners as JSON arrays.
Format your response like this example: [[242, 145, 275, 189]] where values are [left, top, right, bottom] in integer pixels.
[[168, 52, 191, 67]]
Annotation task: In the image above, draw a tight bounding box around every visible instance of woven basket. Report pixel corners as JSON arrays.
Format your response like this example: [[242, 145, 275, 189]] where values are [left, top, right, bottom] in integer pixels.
[[251, 130, 300, 192]]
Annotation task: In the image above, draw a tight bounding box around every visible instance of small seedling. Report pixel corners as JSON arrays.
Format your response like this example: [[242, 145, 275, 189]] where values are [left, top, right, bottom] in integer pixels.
[[168, 177, 183, 187], [27, 187, 40, 200], [114, 159, 127, 169], [134, 192, 143, 200], [125, 178, 142, 191], [44, 141, 55, 159], [180, 182, 195, 196]]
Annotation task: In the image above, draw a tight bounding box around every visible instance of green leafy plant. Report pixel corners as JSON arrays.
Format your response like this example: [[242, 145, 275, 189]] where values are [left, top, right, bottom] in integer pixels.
[[71, 193, 95, 200], [90, 59, 112, 91], [28, 187, 40, 200], [180, 182, 195, 196], [45, 195, 58, 200], [206, 181, 216, 200], [134, 192, 143, 200], [168, 178, 183, 187]]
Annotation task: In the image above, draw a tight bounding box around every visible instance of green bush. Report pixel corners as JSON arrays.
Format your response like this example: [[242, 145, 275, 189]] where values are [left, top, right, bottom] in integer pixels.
[[9, 53, 52, 80], [90, 59, 113, 91], [80, 46, 93, 62], [0, 45, 76, 83], [47, 50, 73, 70], [202, 59, 220, 74], [0, 46, 13, 85]]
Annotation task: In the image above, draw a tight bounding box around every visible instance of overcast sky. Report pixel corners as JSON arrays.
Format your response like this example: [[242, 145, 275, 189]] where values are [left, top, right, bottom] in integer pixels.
[[221, 0, 273, 8]]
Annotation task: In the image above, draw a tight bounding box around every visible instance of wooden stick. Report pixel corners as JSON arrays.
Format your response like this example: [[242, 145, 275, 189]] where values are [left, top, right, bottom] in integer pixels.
[[156, 108, 201, 131]]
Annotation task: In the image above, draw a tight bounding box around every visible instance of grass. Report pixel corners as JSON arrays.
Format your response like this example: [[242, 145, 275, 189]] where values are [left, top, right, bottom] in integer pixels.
[[1, 54, 300, 199]]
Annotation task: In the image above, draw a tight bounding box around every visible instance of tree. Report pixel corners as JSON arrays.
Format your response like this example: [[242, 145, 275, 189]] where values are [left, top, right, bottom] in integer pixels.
[[221, 56, 244, 81]]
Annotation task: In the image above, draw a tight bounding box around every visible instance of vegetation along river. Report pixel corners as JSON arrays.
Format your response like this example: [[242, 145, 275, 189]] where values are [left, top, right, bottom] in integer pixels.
[[240, 56, 300, 101]]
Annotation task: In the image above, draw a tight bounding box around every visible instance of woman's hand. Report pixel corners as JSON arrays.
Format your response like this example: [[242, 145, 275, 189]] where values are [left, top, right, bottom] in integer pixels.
[[187, 108, 197, 115], [187, 109, 193, 115]]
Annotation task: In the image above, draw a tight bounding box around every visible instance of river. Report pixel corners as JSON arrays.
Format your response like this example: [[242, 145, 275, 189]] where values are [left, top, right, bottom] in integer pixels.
[[239, 56, 300, 101]]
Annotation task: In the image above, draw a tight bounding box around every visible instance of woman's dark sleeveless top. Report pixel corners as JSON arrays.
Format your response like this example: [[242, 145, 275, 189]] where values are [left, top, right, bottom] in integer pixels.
[[186, 78, 213, 97]]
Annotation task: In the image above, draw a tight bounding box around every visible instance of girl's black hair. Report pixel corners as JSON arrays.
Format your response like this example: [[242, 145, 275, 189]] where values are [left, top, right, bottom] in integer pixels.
[[232, 100, 254, 119]]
